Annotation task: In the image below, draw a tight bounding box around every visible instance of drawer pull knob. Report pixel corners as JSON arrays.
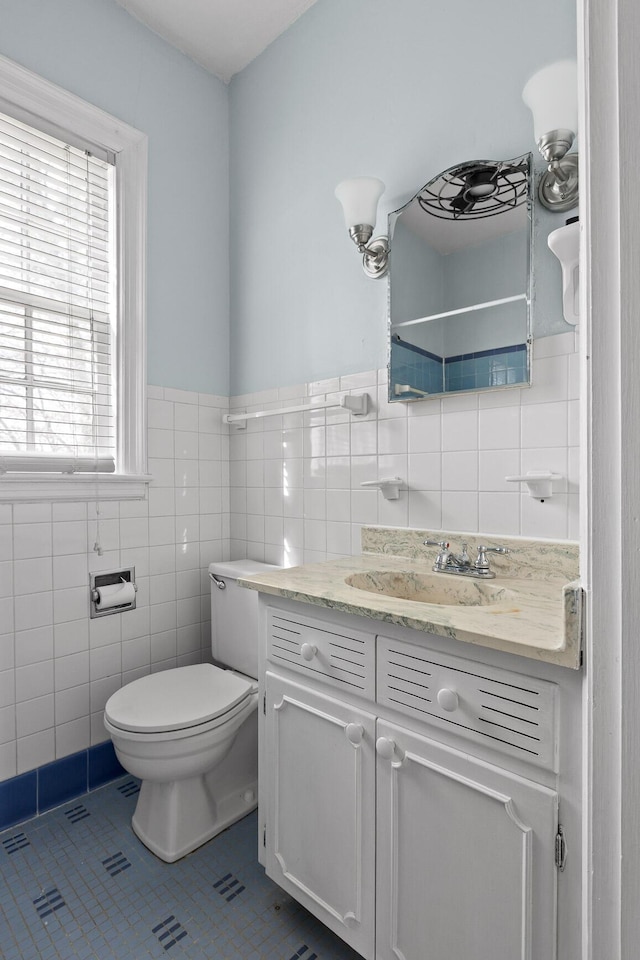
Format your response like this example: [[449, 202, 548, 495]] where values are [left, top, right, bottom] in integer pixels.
[[437, 688, 459, 712], [300, 643, 317, 661], [345, 723, 364, 745], [376, 737, 405, 763]]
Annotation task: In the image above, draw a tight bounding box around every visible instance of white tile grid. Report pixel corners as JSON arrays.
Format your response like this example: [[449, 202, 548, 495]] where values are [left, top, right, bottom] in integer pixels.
[[1, 336, 579, 783], [0, 387, 230, 782], [228, 335, 580, 569]]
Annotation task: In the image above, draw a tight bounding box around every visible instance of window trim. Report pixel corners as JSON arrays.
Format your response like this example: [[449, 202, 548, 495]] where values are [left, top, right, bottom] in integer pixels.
[[0, 54, 148, 501]]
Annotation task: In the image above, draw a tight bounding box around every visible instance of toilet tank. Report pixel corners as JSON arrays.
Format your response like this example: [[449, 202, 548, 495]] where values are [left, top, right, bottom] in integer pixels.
[[209, 560, 280, 679]]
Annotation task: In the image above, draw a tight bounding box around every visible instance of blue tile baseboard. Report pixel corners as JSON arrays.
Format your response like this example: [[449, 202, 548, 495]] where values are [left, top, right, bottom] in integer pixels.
[[38, 753, 88, 814], [0, 770, 37, 833], [0, 740, 125, 831], [88, 739, 126, 789]]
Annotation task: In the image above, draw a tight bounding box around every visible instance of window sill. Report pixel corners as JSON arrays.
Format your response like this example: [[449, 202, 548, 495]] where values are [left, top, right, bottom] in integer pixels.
[[0, 473, 151, 502]]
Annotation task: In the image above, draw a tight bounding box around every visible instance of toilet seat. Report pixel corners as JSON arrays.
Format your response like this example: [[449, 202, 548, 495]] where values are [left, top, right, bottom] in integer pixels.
[[105, 663, 253, 738]]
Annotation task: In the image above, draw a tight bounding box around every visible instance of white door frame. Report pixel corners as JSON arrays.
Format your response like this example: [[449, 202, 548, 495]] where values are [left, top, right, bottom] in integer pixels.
[[580, 0, 640, 957]]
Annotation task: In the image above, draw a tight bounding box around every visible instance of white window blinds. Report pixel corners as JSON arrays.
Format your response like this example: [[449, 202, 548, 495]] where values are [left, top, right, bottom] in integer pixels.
[[0, 111, 116, 474]]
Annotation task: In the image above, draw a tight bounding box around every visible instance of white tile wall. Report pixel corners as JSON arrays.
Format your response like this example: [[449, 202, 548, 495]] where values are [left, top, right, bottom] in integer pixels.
[[1, 332, 580, 785], [228, 333, 580, 566], [0, 387, 230, 782]]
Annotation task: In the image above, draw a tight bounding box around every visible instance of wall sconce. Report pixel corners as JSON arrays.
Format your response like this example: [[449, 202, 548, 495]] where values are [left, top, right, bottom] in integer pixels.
[[335, 176, 390, 279], [522, 60, 578, 212]]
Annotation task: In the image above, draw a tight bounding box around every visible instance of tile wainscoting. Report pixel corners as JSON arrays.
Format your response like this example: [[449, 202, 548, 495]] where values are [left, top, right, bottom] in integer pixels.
[[0, 331, 578, 790], [0, 387, 230, 783], [228, 332, 579, 567]]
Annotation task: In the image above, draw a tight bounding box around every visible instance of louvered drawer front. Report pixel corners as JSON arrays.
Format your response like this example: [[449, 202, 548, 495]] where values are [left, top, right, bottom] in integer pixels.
[[267, 609, 375, 699], [377, 636, 558, 771]]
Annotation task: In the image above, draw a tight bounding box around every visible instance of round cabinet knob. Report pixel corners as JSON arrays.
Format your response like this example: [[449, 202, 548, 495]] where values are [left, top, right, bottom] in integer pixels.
[[345, 723, 364, 745], [300, 643, 317, 661], [376, 737, 398, 761], [437, 688, 459, 712]]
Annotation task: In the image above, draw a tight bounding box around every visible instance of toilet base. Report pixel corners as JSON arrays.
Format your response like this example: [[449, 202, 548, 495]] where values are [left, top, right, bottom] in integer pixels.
[[125, 703, 259, 863], [131, 775, 257, 863]]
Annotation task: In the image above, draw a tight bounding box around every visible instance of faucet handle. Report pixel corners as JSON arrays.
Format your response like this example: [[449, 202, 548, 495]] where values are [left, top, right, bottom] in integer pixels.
[[423, 539, 450, 568], [475, 544, 510, 571]]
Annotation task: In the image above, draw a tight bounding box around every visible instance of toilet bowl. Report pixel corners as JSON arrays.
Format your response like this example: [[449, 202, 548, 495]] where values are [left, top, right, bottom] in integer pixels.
[[103, 559, 279, 862], [105, 663, 258, 862]]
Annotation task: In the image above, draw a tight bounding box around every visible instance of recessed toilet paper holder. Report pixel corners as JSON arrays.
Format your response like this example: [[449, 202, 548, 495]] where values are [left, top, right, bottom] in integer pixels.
[[90, 567, 137, 618]]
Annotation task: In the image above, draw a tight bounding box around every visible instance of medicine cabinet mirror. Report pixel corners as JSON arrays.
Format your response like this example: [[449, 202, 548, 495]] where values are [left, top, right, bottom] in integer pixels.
[[388, 153, 533, 401]]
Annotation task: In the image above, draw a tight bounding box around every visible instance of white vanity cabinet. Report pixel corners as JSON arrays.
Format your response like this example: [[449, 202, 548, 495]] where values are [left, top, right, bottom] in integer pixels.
[[260, 599, 577, 960], [265, 672, 376, 958], [375, 719, 557, 960]]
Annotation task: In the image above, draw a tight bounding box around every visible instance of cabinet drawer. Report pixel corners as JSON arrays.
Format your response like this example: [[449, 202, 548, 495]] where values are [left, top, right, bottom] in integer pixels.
[[377, 635, 558, 772], [267, 607, 375, 699]]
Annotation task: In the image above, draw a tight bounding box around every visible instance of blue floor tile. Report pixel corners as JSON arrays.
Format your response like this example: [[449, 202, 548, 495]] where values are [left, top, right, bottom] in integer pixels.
[[0, 776, 361, 960]]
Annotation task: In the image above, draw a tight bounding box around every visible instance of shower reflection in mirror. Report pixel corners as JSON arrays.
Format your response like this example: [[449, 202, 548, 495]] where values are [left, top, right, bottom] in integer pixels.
[[387, 154, 532, 402]]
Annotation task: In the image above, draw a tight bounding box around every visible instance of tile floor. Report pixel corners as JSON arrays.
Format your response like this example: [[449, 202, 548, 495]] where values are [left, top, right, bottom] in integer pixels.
[[0, 776, 361, 960]]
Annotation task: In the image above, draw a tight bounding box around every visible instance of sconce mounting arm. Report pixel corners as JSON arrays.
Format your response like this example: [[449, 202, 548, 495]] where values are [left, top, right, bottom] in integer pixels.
[[538, 153, 579, 212], [360, 235, 390, 279], [347, 226, 389, 279]]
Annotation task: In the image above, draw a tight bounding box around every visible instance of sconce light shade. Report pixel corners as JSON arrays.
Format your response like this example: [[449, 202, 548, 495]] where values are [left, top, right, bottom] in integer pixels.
[[522, 59, 579, 211], [335, 177, 385, 232], [522, 60, 578, 144], [335, 176, 389, 279]]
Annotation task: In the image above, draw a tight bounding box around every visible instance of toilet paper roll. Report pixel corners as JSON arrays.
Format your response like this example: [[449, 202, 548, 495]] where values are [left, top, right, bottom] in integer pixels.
[[95, 581, 136, 610]]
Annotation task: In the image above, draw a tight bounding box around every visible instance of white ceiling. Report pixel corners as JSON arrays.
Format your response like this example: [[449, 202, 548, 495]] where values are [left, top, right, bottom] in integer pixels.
[[115, 0, 320, 83]]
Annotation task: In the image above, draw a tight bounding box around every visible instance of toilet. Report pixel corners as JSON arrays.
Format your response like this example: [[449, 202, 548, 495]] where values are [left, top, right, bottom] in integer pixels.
[[103, 559, 278, 863]]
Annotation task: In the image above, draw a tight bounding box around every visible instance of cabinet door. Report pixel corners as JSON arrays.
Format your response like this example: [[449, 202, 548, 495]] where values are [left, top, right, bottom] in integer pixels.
[[265, 672, 376, 959], [376, 719, 558, 960]]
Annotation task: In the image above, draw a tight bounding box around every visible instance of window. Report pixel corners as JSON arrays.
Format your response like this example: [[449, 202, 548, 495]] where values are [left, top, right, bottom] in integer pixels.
[[0, 54, 147, 500], [0, 114, 115, 472]]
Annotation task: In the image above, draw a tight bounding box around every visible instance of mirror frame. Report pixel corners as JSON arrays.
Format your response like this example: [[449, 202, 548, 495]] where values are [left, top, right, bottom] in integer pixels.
[[386, 153, 534, 403]]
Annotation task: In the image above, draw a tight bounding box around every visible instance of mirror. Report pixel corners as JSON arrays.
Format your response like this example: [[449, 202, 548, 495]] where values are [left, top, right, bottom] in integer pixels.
[[388, 154, 532, 401]]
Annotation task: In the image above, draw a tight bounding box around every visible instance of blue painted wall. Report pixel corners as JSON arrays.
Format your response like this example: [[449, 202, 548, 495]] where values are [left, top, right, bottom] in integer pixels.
[[0, 0, 576, 397], [0, 0, 230, 395], [229, 0, 577, 394]]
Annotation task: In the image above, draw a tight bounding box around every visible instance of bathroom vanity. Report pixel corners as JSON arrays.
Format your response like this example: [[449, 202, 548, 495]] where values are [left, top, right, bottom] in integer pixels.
[[241, 528, 583, 960]]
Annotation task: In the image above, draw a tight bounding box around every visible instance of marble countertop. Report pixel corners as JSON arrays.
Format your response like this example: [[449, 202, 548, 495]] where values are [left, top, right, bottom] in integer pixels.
[[239, 528, 582, 670]]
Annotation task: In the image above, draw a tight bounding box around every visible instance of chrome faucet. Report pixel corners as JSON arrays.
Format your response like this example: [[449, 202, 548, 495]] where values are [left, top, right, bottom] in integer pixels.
[[423, 539, 509, 579]]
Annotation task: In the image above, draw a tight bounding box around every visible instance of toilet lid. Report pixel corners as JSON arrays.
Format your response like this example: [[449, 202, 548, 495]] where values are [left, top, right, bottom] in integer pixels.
[[104, 663, 252, 734]]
